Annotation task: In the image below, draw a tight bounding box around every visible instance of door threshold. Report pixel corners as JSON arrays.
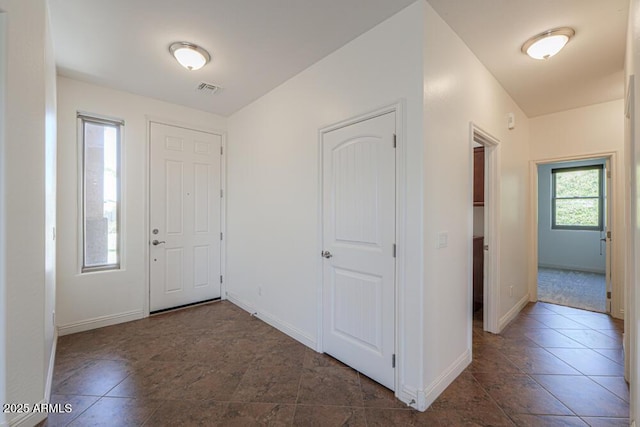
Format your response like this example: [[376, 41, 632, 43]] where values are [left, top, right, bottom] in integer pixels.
[[150, 297, 221, 316]]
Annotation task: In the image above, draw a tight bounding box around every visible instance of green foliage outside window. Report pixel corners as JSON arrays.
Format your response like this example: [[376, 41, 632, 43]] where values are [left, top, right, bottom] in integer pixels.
[[552, 166, 603, 230]]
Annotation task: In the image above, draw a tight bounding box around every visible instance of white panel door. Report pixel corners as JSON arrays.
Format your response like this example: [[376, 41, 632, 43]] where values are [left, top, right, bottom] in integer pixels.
[[322, 112, 396, 390], [604, 159, 612, 313], [150, 123, 222, 312]]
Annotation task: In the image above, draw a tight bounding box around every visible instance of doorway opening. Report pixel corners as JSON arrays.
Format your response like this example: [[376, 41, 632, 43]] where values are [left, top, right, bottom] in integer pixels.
[[536, 158, 611, 313], [470, 123, 500, 333], [472, 143, 485, 321]]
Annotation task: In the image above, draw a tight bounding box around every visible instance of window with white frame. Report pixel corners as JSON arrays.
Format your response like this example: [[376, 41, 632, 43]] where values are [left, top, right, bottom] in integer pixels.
[[79, 113, 122, 272]]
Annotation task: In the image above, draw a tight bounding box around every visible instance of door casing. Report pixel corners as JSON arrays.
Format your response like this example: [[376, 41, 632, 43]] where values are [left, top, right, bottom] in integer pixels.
[[528, 152, 621, 319], [469, 123, 501, 334]]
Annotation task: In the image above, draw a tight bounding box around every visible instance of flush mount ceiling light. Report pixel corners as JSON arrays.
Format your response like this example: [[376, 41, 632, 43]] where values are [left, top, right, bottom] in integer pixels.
[[169, 42, 211, 71], [521, 27, 575, 60]]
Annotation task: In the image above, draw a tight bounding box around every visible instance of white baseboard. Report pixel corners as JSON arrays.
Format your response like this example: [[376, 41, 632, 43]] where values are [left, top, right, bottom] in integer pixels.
[[58, 309, 144, 336], [419, 348, 472, 411], [226, 292, 257, 315], [397, 384, 419, 410], [499, 293, 530, 332], [45, 329, 58, 402], [7, 399, 47, 427], [226, 292, 316, 350]]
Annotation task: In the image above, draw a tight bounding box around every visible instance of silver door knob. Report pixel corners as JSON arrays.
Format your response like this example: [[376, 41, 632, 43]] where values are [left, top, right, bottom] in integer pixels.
[[321, 250, 333, 259], [152, 239, 166, 246]]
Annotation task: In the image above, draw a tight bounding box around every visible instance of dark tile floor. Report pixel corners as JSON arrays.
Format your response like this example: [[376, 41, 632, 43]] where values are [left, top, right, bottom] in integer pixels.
[[39, 300, 628, 426]]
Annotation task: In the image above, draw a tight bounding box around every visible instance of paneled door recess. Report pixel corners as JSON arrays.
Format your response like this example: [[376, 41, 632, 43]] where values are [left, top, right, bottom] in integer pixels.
[[322, 111, 396, 390], [149, 122, 222, 312]]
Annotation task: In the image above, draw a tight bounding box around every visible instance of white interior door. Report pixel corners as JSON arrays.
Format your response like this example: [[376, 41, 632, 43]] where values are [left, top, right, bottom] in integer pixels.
[[322, 112, 396, 390], [605, 159, 612, 313], [150, 122, 222, 312]]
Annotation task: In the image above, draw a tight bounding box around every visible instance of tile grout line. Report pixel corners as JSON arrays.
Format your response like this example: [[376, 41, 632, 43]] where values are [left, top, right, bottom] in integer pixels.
[[468, 371, 518, 426], [290, 352, 306, 425]]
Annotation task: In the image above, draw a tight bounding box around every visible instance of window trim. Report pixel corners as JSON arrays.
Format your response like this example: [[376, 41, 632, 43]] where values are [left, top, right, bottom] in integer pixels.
[[551, 164, 603, 231], [78, 113, 123, 273]]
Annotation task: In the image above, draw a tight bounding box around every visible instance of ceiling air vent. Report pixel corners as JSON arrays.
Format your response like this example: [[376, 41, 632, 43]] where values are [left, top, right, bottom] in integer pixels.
[[196, 82, 222, 95]]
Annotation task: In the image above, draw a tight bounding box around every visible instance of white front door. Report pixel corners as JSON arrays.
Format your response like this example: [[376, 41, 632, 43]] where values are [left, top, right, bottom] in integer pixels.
[[149, 122, 222, 312], [322, 112, 396, 390]]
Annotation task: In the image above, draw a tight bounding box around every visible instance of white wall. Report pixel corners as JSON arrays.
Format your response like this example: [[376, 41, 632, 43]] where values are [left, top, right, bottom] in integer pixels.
[[530, 100, 626, 318], [530, 101, 625, 159], [0, 11, 6, 426], [227, 1, 425, 407], [44, 1, 57, 395], [0, 0, 55, 425], [56, 77, 226, 334], [537, 159, 607, 273], [624, 0, 640, 422], [423, 0, 531, 404]]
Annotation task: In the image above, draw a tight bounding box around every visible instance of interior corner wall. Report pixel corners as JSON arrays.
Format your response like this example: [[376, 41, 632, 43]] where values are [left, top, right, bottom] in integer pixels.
[[56, 77, 227, 334], [0, 0, 51, 425], [422, 1, 531, 402], [625, 0, 640, 422], [226, 1, 425, 402], [530, 100, 626, 319]]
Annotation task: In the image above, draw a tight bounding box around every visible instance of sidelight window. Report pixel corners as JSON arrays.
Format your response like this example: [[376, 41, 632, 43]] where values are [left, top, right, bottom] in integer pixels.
[[79, 113, 123, 272]]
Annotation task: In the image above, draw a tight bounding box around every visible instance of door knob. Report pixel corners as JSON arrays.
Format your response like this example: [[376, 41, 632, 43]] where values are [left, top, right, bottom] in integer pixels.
[[152, 239, 166, 246], [321, 250, 333, 259]]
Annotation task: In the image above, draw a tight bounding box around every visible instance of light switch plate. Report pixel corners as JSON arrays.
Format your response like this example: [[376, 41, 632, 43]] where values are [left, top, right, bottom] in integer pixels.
[[437, 232, 448, 249]]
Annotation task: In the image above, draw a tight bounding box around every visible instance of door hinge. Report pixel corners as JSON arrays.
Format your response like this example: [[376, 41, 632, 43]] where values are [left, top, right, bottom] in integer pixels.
[[393, 134, 397, 148], [607, 291, 612, 299], [220, 146, 224, 155], [607, 231, 611, 239], [392, 354, 396, 368], [392, 244, 396, 258], [220, 232, 223, 240], [220, 275, 223, 284]]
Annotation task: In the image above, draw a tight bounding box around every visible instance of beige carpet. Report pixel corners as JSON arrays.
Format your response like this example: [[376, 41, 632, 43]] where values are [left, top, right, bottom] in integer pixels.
[[537, 267, 606, 313]]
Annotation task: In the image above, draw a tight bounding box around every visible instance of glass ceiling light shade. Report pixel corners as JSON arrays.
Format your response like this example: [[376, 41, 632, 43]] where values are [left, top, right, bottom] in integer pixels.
[[521, 27, 575, 60], [169, 42, 211, 71]]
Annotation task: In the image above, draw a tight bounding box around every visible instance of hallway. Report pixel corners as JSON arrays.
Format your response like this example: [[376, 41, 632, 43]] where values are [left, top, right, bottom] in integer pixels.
[[41, 300, 627, 426]]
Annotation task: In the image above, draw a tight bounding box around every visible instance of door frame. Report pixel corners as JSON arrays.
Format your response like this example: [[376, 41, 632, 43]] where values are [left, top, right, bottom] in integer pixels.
[[469, 123, 501, 333], [143, 117, 227, 317], [317, 101, 405, 396], [528, 151, 621, 318]]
